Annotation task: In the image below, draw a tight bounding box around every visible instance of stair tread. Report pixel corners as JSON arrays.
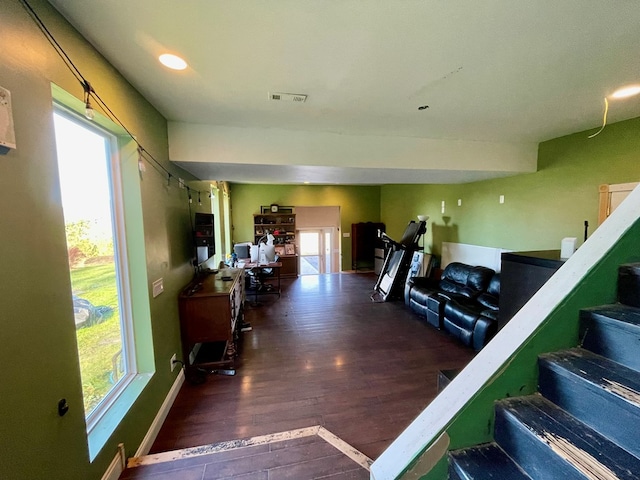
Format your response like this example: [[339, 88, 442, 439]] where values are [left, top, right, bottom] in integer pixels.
[[580, 304, 640, 372], [539, 348, 640, 460], [540, 348, 640, 406], [450, 443, 532, 479], [497, 395, 640, 479], [581, 303, 640, 327]]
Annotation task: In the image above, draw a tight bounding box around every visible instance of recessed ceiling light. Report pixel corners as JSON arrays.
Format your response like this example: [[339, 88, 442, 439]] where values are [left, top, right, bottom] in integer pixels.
[[610, 85, 640, 99], [159, 53, 188, 70]]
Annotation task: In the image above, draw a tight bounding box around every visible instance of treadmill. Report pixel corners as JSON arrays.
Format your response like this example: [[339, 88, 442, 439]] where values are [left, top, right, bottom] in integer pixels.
[[372, 220, 427, 302]]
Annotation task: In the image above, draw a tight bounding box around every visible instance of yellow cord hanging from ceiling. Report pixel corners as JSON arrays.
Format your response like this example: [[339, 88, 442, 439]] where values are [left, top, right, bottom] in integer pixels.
[[588, 97, 609, 138]]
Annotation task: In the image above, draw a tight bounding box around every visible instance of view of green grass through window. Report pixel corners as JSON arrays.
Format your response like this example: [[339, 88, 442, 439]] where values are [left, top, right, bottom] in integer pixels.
[[53, 112, 126, 417]]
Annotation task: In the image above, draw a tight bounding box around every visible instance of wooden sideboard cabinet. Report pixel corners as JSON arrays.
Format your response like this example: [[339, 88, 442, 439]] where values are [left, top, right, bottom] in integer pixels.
[[278, 254, 298, 277], [178, 268, 244, 381]]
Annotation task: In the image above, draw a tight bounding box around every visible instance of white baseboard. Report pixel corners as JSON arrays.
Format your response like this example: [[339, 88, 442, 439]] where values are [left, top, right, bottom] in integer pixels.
[[101, 444, 126, 480], [135, 369, 185, 457]]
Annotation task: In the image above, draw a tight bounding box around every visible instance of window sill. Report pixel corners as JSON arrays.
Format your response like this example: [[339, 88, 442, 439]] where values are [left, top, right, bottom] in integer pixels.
[[88, 373, 153, 461]]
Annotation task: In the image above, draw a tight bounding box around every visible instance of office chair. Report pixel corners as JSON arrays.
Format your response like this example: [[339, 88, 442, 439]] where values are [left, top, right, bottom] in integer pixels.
[[247, 255, 280, 292]]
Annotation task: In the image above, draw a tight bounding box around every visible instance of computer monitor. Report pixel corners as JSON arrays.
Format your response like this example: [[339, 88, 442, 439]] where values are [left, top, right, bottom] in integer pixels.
[[233, 243, 250, 259]]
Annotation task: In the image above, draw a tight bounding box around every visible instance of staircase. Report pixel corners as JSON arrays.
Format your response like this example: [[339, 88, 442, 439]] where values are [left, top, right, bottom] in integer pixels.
[[449, 263, 640, 479]]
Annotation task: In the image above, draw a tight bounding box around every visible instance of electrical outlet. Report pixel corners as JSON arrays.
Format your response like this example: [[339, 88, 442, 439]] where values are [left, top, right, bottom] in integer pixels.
[[170, 353, 177, 372]]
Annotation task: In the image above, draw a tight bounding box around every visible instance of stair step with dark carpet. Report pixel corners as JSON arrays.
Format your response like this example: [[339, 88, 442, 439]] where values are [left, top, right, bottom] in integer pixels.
[[494, 395, 640, 479]]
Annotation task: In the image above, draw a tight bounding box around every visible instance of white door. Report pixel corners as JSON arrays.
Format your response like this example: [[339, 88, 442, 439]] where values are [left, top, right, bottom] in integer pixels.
[[598, 182, 639, 225], [299, 229, 333, 275]]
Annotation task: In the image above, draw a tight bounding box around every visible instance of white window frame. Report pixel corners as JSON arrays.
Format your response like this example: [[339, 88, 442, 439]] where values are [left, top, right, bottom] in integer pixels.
[[53, 83, 155, 461]]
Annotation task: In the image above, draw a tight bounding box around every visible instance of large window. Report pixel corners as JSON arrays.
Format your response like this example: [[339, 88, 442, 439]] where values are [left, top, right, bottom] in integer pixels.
[[53, 110, 135, 422]]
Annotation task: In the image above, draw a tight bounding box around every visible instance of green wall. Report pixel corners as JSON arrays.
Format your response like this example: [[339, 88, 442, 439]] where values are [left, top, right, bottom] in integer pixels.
[[231, 115, 640, 268], [229, 184, 381, 271], [0, 1, 196, 478], [2, 1, 639, 478], [417, 214, 640, 480], [379, 184, 464, 257], [382, 117, 640, 256]]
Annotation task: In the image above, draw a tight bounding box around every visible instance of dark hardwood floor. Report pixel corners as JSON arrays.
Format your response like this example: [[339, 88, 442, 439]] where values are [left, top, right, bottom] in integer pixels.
[[149, 272, 475, 462]]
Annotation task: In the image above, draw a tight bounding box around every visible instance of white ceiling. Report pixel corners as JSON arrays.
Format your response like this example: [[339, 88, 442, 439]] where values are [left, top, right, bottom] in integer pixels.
[[48, 0, 640, 184]]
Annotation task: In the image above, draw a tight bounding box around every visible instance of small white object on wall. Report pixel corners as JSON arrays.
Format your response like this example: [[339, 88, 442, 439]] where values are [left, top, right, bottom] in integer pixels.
[[560, 237, 577, 259], [0, 85, 17, 152]]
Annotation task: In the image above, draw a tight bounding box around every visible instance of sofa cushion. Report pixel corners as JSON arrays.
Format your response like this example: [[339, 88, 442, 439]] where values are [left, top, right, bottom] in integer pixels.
[[439, 279, 477, 298], [441, 262, 470, 284], [443, 317, 473, 347], [440, 263, 495, 298], [411, 285, 436, 305], [444, 300, 481, 331], [476, 273, 500, 310], [476, 292, 498, 310], [466, 266, 495, 292]]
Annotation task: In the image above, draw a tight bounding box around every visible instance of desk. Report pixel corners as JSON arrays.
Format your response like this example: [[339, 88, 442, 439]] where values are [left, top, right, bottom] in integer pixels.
[[239, 261, 282, 302], [178, 268, 244, 381]]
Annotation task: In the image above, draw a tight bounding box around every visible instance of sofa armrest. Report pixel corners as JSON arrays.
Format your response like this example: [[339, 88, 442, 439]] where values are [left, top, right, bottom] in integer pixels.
[[472, 316, 498, 351], [408, 276, 438, 289]]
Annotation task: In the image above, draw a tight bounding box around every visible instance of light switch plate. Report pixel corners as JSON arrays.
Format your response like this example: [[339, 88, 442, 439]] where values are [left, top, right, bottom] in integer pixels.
[[152, 278, 164, 298]]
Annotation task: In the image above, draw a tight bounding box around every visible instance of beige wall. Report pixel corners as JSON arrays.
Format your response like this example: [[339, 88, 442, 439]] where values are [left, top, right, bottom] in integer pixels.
[[230, 184, 381, 271]]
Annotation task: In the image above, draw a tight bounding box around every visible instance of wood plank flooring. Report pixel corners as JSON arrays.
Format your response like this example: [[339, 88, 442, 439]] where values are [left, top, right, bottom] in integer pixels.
[[122, 427, 371, 479], [143, 272, 475, 473]]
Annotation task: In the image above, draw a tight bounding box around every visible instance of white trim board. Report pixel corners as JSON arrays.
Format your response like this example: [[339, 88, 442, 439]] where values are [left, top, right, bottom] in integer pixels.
[[441, 242, 509, 272], [135, 369, 185, 457], [101, 370, 184, 479], [128, 426, 372, 471], [100, 444, 125, 480]]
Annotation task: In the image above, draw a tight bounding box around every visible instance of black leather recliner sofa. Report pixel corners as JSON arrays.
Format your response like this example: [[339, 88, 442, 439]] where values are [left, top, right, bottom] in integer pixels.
[[404, 262, 500, 350]]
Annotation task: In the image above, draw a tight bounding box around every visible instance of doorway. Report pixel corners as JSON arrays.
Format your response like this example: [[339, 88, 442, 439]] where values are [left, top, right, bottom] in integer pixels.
[[295, 206, 341, 274], [299, 228, 334, 275]]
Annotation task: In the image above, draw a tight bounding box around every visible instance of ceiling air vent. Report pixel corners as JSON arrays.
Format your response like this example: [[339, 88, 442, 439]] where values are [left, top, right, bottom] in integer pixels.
[[269, 92, 307, 103]]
